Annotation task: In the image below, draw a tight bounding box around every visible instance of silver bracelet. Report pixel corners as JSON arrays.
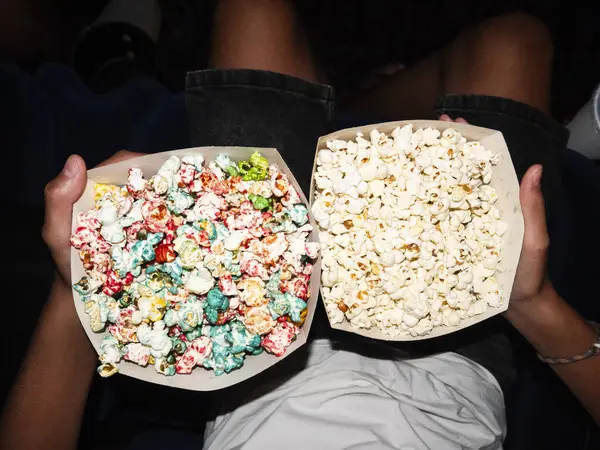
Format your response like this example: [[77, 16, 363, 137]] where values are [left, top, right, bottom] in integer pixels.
[[537, 322, 600, 365]]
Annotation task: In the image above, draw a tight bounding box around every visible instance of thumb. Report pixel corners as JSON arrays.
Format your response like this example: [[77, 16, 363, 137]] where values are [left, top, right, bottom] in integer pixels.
[[43, 155, 87, 266], [517, 164, 549, 284]]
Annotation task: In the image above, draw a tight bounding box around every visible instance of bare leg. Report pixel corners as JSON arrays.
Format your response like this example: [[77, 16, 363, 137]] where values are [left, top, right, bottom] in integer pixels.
[[210, 0, 320, 83], [344, 13, 554, 119]]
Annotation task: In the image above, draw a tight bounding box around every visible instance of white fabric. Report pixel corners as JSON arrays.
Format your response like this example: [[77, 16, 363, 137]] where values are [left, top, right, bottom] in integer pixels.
[[204, 339, 506, 450]]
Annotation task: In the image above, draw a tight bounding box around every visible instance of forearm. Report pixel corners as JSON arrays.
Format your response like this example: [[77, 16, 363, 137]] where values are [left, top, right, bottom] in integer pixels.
[[505, 285, 600, 425], [0, 278, 97, 450]]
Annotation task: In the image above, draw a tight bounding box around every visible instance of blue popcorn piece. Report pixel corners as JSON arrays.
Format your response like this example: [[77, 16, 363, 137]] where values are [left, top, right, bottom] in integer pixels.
[[204, 287, 230, 324], [267, 292, 290, 319], [265, 210, 297, 234], [227, 320, 261, 354], [112, 232, 163, 278], [185, 327, 203, 341], [146, 259, 184, 285], [166, 189, 194, 214], [266, 271, 282, 295], [267, 292, 307, 322], [202, 324, 246, 376], [290, 204, 309, 226], [177, 297, 204, 331]]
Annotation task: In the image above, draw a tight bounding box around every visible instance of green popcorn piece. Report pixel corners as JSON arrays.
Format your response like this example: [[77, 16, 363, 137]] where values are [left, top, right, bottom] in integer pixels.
[[249, 152, 269, 171], [248, 193, 273, 211], [225, 165, 239, 177], [242, 167, 267, 181], [237, 160, 253, 177]]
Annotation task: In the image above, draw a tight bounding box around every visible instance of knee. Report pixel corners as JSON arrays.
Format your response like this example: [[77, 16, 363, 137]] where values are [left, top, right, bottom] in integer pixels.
[[475, 13, 553, 65]]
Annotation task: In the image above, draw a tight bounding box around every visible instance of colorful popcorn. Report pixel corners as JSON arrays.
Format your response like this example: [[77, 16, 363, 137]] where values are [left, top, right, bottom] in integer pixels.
[[71, 152, 318, 377]]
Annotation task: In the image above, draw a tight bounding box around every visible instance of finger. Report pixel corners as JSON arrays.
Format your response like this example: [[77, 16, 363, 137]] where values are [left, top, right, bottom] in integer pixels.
[[43, 155, 87, 279], [439, 114, 452, 122], [96, 150, 146, 168], [518, 164, 549, 274], [455, 117, 468, 124]]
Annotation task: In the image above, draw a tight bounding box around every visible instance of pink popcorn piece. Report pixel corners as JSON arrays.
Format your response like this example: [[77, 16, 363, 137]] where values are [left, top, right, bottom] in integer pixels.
[[176, 163, 196, 187], [124, 343, 151, 366], [261, 321, 299, 357]]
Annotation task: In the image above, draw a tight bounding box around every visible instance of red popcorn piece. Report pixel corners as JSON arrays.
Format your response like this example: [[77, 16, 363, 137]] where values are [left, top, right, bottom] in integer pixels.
[[103, 270, 133, 296], [155, 243, 176, 263], [261, 321, 299, 357]]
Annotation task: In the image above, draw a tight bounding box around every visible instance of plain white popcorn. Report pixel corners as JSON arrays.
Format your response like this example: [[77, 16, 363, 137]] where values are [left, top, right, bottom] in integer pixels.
[[313, 125, 506, 337]]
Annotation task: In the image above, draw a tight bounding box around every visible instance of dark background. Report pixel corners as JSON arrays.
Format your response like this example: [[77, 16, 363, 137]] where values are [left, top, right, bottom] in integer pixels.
[[4, 0, 599, 121]]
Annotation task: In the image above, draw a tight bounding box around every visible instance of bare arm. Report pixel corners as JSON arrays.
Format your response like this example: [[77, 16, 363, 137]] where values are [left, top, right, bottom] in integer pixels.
[[505, 285, 600, 425], [0, 279, 96, 450], [441, 116, 600, 426], [1, 151, 143, 450]]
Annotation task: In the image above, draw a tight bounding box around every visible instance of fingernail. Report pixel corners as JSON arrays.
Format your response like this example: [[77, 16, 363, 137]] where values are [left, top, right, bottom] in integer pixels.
[[532, 166, 543, 187], [63, 155, 79, 178]]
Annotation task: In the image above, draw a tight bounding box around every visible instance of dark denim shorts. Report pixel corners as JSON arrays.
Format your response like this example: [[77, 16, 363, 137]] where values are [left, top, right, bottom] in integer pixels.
[[184, 69, 570, 393]]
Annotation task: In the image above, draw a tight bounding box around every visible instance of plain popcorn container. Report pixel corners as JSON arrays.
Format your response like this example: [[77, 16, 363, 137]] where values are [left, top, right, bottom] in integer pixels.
[[71, 147, 321, 390], [310, 120, 524, 341]]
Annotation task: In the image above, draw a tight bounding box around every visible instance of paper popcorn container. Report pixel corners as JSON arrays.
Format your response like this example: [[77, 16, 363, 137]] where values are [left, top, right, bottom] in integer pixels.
[[310, 120, 524, 341], [71, 147, 321, 390]]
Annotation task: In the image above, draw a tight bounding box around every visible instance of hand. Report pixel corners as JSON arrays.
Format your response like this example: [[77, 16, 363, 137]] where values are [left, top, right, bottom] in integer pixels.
[[42, 151, 144, 288], [439, 114, 550, 305]]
